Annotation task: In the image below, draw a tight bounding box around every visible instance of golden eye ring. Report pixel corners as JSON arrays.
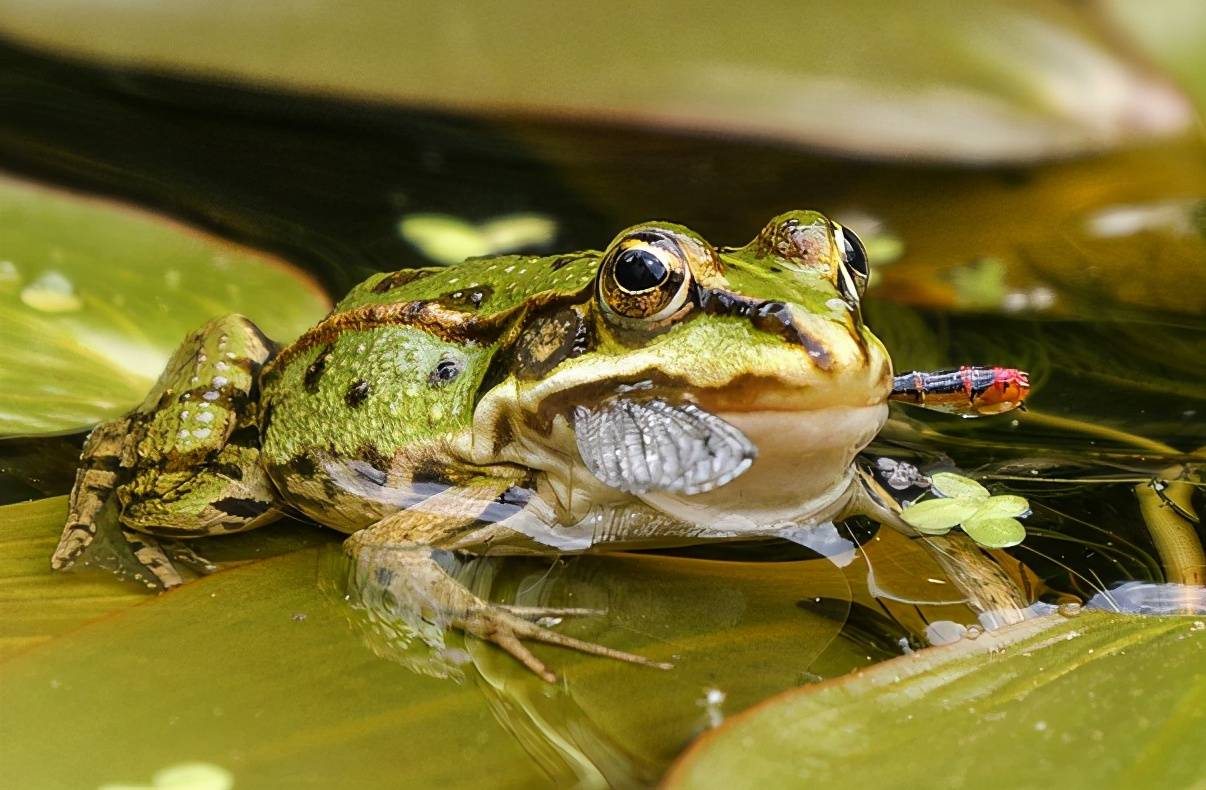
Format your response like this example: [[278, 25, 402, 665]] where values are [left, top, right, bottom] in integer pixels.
[[598, 238, 692, 321]]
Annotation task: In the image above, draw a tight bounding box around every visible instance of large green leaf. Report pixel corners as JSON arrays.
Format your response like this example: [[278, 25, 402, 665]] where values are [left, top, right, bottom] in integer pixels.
[[2, 492, 942, 787], [0, 1, 1190, 163], [0, 496, 143, 660], [0, 496, 330, 662], [0, 513, 550, 789], [666, 611, 1206, 788], [0, 176, 330, 437]]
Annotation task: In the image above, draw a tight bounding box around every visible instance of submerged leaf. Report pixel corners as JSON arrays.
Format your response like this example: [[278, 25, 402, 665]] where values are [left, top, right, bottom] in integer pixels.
[[0, 176, 330, 437]]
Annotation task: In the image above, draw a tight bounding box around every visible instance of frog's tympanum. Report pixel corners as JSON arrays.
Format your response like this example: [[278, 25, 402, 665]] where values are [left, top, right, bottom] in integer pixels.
[[52, 211, 1009, 680]]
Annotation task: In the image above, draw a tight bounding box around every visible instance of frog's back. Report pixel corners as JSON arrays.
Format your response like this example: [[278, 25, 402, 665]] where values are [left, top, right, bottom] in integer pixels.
[[256, 254, 598, 532]]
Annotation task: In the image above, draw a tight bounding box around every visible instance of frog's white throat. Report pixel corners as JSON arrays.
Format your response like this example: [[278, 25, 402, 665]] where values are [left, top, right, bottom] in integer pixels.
[[639, 403, 887, 532]]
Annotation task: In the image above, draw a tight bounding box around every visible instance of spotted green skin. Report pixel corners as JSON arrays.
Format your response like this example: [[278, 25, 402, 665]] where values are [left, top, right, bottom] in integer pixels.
[[250, 211, 888, 537], [58, 211, 892, 575]]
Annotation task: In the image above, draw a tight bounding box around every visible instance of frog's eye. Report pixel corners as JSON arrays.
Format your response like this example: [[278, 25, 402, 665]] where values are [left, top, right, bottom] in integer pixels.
[[599, 238, 692, 322], [834, 225, 869, 298]]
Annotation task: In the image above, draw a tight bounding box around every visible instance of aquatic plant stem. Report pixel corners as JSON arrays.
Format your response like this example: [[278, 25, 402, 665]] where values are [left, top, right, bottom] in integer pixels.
[[855, 471, 1029, 622], [1136, 470, 1205, 588], [1019, 411, 1205, 592]]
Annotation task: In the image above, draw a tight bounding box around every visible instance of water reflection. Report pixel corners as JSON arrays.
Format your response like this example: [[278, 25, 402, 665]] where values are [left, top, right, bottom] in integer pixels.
[[326, 526, 995, 783]]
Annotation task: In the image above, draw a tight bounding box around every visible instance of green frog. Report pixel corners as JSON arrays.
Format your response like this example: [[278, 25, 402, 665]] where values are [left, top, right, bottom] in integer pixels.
[[51, 211, 962, 680]]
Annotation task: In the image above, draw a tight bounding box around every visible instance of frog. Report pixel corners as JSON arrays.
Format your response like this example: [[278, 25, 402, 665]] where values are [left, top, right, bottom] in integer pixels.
[[52, 210, 1024, 682]]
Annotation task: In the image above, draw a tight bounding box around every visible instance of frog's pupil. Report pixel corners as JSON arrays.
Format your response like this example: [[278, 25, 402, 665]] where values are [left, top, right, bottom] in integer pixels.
[[614, 249, 668, 293]]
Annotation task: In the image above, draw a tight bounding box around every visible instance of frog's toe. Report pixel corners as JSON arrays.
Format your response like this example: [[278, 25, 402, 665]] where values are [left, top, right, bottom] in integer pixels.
[[161, 540, 219, 575], [461, 606, 672, 683], [495, 604, 605, 621], [121, 531, 185, 590]]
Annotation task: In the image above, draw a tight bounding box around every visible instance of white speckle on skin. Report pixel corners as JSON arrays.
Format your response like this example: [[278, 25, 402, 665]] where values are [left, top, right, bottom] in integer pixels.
[[203, 391, 220, 401], [193, 428, 212, 439], [215, 361, 229, 371], [212, 376, 228, 387], [196, 411, 215, 424]]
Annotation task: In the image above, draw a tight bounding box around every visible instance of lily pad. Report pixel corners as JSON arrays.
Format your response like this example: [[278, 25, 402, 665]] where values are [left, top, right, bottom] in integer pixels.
[[0, 495, 329, 662], [0, 492, 888, 787], [666, 612, 1206, 788], [0, 176, 330, 437]]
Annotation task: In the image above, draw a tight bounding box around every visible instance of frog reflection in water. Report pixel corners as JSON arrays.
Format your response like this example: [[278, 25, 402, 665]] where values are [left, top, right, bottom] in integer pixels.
[[53, 211, 1026, 681]]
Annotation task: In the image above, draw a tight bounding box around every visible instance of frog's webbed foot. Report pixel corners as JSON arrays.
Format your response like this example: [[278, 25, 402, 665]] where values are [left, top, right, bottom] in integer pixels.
[[461, 604, 669, 683], [61, 493, 217, 590], [345, 529, 669, 683]]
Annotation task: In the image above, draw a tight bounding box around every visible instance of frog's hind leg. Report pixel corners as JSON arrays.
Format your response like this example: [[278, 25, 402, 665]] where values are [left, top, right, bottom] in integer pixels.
[[343, 475, 670, 682], [53, 315, 282, 589]]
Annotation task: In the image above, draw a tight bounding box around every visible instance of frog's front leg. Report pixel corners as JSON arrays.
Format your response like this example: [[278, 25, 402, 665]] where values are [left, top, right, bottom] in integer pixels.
[[343, 476, 671, 682], [52, 315, 282, 589]]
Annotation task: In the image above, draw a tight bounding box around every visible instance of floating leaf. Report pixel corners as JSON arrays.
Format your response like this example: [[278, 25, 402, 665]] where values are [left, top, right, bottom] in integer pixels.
[[929, 471, 990, 500], [0, 176, 330, 437], [399, 213, 557, 264], [974, 494, 1030, 519], [961, 515, 1028, 548], [0, 495, 876, 787], [666, 612, 1206, 788], [900, 497, 981, 534]]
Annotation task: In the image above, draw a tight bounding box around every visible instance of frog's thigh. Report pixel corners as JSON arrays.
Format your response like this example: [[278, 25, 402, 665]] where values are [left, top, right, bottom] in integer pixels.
[[120, 316, 280, 539], [55, 315, 279, 585], [119, 438, 281, 539]]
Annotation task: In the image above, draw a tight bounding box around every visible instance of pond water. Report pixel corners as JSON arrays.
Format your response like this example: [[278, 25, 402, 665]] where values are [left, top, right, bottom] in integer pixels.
[[0, 39, 1203, 789]]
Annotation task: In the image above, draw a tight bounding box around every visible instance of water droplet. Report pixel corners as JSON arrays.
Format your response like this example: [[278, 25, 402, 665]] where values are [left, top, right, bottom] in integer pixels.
[[193, 427, 212, 439], [964, 625, 984, 640], [202, 391, 220, 401], [20, 270, 82, 312], [1057, 602, 1083, 618], [212, 376, 228, 387], [196, 411, 214, 424]]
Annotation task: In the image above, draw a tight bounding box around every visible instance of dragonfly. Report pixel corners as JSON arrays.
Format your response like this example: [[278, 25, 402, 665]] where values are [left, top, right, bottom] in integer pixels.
[[889, 366, 1030, 417]]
